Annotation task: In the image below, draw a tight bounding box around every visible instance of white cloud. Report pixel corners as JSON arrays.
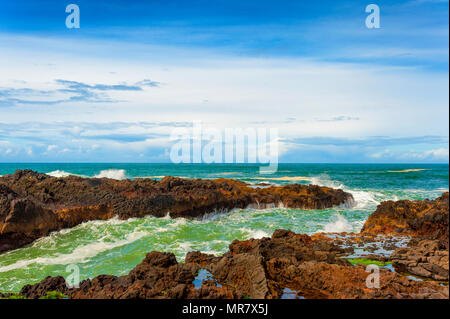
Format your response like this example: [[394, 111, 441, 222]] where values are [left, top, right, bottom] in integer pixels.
[[419, 148, 449, 159], [0, 33, 448, 162], [370, 147, 449, 162]]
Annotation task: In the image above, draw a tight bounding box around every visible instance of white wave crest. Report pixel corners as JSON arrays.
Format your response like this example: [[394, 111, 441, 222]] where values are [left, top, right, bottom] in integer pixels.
[[310, 174, 344, 189], [322, 214, 353, 233], [47, 170, 74, 178], [170, 218, 187, 227], [0, 230, 147, 273], [241, 228, 270, 239], [94, 169, 127, 180], [310, 174, 381, 209], [350, 190, 382, 209], [177, 242, 192, 251]]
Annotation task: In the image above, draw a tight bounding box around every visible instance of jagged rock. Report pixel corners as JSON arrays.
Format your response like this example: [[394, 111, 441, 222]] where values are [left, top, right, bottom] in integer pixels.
[[16, 230, 448, 299], [361, 193, 449, 248], [2, 198, 58, 236], [19, 251, 237, 299], [0, 170, 353, 253], [392, 240, 449, 281], [3, 176, 449, 299], [20, 276, 69, 298]]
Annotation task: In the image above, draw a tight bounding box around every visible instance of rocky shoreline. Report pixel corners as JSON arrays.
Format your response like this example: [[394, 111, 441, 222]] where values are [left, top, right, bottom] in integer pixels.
[[0, 170, 353, 254], [0, 170, 448, 299]]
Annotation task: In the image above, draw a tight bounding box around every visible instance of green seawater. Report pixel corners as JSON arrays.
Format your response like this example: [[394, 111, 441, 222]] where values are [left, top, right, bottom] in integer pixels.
[[0, 163, 448, 292]]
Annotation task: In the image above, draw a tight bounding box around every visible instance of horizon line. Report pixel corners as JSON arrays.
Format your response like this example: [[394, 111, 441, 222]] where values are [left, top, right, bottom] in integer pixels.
[[0, 162, 448, 165]]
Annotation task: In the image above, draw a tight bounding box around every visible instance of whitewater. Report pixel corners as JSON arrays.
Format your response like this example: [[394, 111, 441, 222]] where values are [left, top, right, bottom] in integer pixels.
[[0, 163, 448, 292]]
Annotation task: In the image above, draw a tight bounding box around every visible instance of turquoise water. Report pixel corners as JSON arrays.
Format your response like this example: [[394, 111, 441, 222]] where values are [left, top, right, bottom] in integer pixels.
[[0, 163, 448, 292]]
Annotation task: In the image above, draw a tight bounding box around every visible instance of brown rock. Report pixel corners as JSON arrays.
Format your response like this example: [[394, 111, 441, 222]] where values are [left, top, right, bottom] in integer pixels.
[[361, 193, 449, 248], [2, 198, 58, 236], [392, 239, 449, 281], [0, 170, 353, 253], [15, 229, 448, 299]]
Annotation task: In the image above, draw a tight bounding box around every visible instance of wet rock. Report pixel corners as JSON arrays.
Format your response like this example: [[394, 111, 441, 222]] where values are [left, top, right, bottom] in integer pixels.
[[361, 193, 449, 248], [392, 240, 449, 281], [2, 198, 58, 236], [15, 229, 448, 299], [19, 251, 237, 299], [3, 180, 448, 299], [20, 276, 69, 299], [0, 170, 353, 253]]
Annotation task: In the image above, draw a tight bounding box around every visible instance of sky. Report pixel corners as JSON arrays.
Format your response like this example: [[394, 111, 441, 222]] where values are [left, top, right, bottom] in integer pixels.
[[0, 0, 448, 163]]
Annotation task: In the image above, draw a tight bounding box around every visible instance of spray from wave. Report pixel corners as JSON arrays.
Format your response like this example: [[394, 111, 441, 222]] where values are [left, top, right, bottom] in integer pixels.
[[241, 228, 270, 239], [310, 175, 344, 189], [311, 174, 381, 209], [94, 169, 127, 180], [47, 170, 76, 178], [47, 169, 127, 180], [322, 214, 353, 233]]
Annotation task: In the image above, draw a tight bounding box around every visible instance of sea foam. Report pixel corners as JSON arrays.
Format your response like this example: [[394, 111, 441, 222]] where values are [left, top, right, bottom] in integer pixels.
[[47, 170, 74, 178], [94, 169, 127, 180], [322, 214, 353, 233], [310, 174, 381, 209], [0, 230, 147, 273], [241, 228, 270, 239]]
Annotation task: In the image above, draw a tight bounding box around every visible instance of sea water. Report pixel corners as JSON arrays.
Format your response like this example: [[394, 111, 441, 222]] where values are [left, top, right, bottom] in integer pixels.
[[0, 163, 448, 291]]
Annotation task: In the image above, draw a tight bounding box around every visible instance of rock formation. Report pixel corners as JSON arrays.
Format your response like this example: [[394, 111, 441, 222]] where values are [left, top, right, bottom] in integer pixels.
[[1, 171, 448, 299], [391, 239, 449, 281], [0, 170, 353, 253], [18, 230, 448, 299], [361, 192, 449, 248], [346, 193, 449, 282]]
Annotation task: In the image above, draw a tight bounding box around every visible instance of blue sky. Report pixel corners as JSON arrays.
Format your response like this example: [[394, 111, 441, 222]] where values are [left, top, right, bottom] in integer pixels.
[[0, 0, 448, 163]]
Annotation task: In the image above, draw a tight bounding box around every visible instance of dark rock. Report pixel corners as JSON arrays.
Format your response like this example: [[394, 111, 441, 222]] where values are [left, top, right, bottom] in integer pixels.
[[392, 239, 449, 281], [361, 193, 449, 248], [16, 229, 448, 299], [0, 170, 353, 253]]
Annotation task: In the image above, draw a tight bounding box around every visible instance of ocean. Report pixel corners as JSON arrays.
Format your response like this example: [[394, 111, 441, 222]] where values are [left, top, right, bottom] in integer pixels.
[[0, 163, 448, 292]]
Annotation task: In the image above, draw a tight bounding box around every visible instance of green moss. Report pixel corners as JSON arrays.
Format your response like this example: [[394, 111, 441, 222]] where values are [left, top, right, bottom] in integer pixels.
[[39, 291, 69, 299], [346, 258, 392, 267], [242, 294, 252, 299], [0, 294, 28, 299], [0, 291, 68, 299]]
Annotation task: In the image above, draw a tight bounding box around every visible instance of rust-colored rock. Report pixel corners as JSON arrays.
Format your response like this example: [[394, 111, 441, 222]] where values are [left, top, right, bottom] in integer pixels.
[[3, 175, 449, 299], [16, 230, 448, 299], [361, 193, 449, 248], [392, 239, 449, 281], [19, 251, 237, 299], [0, 170, 353, 254]]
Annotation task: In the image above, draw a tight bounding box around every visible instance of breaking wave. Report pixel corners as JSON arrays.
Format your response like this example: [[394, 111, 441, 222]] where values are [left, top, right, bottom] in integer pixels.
[[310, 174, 381, 210], [322, 214, 353, 233], [94, 169, 127, 180], [0, 230, 147, 273], [241, 228, 270, 239], [47, 170, 76, 178], [48, 169, 128, 180]]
